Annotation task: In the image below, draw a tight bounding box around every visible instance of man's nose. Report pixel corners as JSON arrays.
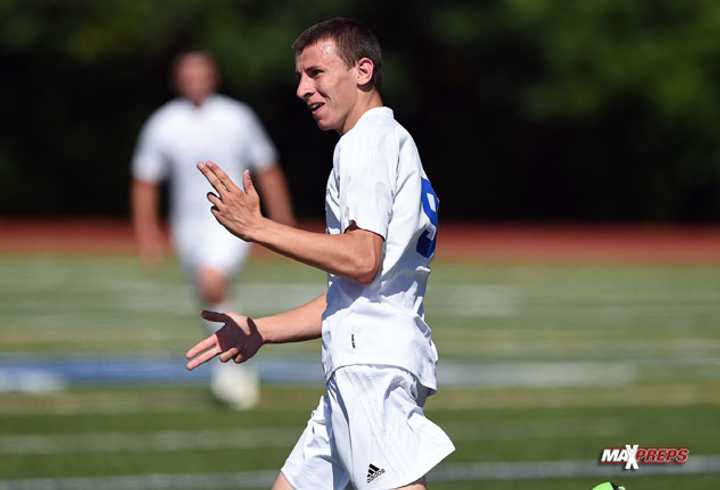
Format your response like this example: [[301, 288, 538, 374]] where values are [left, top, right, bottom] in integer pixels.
[[296, 75, 313, 100]]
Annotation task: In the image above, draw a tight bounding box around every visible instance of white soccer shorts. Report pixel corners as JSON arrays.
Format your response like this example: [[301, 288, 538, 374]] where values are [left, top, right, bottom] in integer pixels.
[[281, 365, 455, 489], [172, 219, 251, 275]]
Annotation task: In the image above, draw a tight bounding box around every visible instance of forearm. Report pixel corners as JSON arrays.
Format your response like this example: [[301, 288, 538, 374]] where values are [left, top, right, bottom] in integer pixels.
[[249, 220, 380, 284], [198, 161, 380, 283], [256, 293, 326, 344], [130, 179, 161, 238]]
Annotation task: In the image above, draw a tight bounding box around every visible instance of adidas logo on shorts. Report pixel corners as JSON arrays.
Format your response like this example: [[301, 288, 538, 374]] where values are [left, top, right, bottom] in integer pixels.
[[366, 463, 386, 483]]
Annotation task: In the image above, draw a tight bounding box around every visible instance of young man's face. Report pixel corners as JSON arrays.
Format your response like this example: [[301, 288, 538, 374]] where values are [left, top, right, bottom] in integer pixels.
[[295, 39, 359, 133], [174, 53, 218, 106]]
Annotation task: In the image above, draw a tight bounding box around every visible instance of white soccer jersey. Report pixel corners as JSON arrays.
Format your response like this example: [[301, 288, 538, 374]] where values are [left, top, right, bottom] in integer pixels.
[[322, 107, 441, 391], [132, 94, 277, 229]]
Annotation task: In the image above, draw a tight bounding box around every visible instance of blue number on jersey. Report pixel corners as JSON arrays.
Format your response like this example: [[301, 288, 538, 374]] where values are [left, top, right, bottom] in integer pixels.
[[417, 177, 439, 258]]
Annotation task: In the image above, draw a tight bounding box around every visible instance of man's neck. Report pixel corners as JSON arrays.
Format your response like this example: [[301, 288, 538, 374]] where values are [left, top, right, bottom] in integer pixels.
[[340, 91, 384, 135], [186, 94, 213, 108]]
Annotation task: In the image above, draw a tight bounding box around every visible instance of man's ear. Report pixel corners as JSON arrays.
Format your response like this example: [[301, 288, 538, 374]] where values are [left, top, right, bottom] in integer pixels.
[[355, 57, 375, 86]]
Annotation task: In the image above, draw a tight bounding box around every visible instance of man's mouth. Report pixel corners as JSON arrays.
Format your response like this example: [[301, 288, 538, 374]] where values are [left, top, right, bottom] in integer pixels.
[[308, 102, 324, 113]]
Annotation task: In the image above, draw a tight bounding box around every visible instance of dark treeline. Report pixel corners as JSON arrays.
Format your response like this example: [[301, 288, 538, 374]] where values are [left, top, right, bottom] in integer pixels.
[[3, 0, 720, 221]]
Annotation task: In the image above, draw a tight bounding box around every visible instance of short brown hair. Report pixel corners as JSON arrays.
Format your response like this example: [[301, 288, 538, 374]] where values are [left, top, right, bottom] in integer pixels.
[[292, 17, 383, 88], [172, 50, 218, 77]]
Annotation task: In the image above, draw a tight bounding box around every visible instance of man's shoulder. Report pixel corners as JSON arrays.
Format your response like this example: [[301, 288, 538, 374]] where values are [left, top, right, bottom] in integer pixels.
[[344, 108, 399, 147], [347, 108, 421, 159], [360, 107, 398, 130], [211, 95, 257, 120], [145, 99, 188, 127]]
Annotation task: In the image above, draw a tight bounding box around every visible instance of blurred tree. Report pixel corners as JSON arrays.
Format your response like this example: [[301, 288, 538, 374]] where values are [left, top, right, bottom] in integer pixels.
[[426, 0, 720, 220], [1, 0, 718, 220]]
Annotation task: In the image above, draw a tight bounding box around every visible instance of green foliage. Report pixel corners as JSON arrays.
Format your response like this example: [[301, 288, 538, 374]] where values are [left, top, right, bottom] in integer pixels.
[[504, 0, 720, 124], [1, 0, 719, 219], [429, 0, 720, 123], [0, 0, 355, 89]]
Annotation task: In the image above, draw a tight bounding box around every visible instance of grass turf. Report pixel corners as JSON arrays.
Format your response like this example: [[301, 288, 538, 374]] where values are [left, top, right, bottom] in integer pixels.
[[0, 254, 718, 488]]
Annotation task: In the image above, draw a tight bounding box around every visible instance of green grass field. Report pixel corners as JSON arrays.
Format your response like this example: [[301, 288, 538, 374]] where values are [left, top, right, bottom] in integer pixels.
[[1, 253, 719, 489]]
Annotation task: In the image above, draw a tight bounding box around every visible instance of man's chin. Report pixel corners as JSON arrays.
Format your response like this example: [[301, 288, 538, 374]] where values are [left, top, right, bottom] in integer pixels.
[[314, 118, 338, 132]]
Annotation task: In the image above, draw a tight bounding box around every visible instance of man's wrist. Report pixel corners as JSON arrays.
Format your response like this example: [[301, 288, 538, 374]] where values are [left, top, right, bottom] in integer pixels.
[[255, 317, 273, 344], [247, 216, 274, 246]]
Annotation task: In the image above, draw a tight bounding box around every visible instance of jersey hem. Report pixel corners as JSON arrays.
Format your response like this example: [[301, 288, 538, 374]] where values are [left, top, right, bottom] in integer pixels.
[[323, 360, 438, 393]]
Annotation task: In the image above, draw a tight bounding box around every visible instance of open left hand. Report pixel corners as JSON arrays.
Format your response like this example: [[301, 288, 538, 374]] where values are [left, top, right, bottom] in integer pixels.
[[185, 311, 265, 370], [198, 161, 263, 242]]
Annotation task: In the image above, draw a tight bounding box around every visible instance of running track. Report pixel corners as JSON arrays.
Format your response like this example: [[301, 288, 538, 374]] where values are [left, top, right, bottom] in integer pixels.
[[1, 218, 719, 263]]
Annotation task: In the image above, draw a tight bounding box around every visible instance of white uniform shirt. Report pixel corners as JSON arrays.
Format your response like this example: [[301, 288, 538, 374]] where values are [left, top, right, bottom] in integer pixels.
[[132, 94, 277, 229], [322, 107, 441, 391]]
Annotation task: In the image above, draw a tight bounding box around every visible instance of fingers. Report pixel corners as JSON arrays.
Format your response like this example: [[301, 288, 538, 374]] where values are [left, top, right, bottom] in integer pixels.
[[242, 170, 258, 198], [199, 161, 240, 195], [201, 310, 228, 323], [207, 161, 240, 192], [198, 161, 230, 196], [185, 334, 217, 359], [207, 193, 223, 218], [186, 344, 221, 370], [206, 192, 222, 207], [219, 347, 239, 363]]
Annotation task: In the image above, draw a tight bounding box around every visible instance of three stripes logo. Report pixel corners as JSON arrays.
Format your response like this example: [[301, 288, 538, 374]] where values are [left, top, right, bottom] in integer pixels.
[[366, 463, 386, 483]]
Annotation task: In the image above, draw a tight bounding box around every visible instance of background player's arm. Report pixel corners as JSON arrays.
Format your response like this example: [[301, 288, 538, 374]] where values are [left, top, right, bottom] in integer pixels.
[[254, 164, 296, 227], [185, 293, 326, 370], [201, 162, 383, 284], [130, 178, 164, 266]]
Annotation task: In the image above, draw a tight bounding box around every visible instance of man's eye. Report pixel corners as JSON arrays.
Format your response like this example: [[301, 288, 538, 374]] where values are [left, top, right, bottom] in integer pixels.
[[310, 70, 322, 78]]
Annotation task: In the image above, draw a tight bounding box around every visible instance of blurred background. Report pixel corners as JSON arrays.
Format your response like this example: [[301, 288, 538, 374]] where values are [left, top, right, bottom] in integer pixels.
[[1, 1, 719, 489], [4, 0, 720, 220]]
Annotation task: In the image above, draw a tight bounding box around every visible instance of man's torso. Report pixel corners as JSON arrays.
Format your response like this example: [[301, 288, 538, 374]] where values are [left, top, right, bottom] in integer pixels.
[[321, 107, 440, 391], [134, 95, 274, 226]]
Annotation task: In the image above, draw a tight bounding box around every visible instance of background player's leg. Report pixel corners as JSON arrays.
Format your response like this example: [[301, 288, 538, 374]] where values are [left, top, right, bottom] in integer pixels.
[[197, 265, 260, 409], [196, 265, 226, 306]]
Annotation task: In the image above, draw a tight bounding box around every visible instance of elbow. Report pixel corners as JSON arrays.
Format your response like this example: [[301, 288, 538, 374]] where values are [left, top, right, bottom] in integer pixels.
[[355, 270, 377, 286], [341, 227, 384, 285], [351, 254, 381, 285]]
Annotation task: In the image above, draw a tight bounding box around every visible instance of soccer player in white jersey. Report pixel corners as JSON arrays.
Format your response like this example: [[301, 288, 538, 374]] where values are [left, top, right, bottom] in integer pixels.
[[131, 50, 295, 409], [186, 18, 454, 489]]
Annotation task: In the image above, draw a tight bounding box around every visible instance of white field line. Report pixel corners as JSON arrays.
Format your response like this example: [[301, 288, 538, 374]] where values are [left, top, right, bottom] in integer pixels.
[[2, 384, 713, 415], [0, 428, 297, 455], [2, 283, 518, 318], [236, 283, 517, 317], [438, 361, 636, 387], [425, 285, 518, 317], [12, 271, 720, 305], [0, 456, 718, 489], [0, 419, 624, 455]]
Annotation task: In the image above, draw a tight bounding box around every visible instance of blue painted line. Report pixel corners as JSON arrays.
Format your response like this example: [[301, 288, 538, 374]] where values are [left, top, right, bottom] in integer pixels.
[[0, 358, 324, 386], [0, 357, 639, 389]]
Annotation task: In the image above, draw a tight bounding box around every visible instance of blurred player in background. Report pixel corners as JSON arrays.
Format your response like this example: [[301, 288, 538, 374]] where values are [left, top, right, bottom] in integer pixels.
[[131, 50, 295, 409], [186, 18, 453, 489]]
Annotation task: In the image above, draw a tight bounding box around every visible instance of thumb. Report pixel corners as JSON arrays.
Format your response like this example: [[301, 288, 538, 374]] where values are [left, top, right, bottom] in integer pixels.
[[201, 310, 227, 323], [243, 170, 257, 197]]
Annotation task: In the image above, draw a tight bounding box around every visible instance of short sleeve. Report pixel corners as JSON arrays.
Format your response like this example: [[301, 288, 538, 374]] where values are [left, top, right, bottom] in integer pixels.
[[244, 110, 278, 171], [131, 118, 168, 183], [338, 127, 397, 239]]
